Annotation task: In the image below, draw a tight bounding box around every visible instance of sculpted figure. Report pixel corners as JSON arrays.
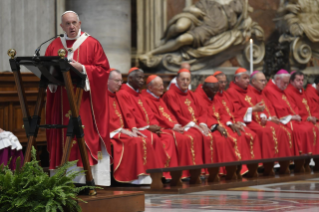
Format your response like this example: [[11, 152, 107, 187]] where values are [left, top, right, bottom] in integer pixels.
[[139, 0, 264, 72]]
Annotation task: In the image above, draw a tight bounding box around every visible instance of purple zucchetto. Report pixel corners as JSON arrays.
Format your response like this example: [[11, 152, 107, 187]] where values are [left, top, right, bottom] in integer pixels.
[[250, 70, 260, 78], [276, 69, 290, 75]]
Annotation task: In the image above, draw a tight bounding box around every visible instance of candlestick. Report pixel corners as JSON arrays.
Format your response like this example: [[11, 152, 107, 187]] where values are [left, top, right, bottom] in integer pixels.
[[250, 39, 253, 74]]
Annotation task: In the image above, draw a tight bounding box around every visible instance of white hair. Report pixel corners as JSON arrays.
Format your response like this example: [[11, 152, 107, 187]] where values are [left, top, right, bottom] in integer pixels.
[[109, 69, 121, 80], [61, 11, 80, 23], [274, 74, 290, 80], [234, 71, 249, 80]]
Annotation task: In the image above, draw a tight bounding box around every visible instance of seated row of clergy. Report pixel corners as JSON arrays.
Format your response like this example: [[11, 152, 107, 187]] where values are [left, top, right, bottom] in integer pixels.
[[107, 66, 319, 183]]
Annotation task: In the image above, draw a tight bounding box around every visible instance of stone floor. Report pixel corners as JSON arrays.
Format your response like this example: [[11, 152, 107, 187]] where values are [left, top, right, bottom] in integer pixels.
[[144, 178, 319, 212]]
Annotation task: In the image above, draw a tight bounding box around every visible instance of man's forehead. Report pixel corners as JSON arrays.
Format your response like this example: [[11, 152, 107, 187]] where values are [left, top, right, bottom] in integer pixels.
[[62, 12, 78, 21], [179, 72, 191, 78]]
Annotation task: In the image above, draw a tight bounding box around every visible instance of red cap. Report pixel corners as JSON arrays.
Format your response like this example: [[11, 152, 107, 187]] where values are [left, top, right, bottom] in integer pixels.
[[128, 67, 140, 74], [178, 68, 190, 74], [235, 67, 248, 74], [204, 76, 218, 83], [213, 71, 223, 76], [146, 75, 158, 85]]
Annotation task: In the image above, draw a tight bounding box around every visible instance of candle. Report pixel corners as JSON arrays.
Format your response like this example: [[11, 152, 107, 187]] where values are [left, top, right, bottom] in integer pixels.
[[250, 39, 253, 74]]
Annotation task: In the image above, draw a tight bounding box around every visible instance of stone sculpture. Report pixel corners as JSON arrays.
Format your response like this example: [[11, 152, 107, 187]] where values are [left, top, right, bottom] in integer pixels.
[[275, 0, 319, 70], [139, 0, 265, 72]]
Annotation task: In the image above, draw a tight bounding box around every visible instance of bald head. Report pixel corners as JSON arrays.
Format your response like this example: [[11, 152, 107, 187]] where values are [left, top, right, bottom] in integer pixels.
[[148, 76, 164, 96], [251, 72, 267, 91]]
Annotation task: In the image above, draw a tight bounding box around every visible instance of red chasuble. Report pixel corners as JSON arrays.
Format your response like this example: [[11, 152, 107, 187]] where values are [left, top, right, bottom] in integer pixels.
[[194, 85, 244, 163], [305, 84, 319, 120], [116, 84, 178, 173], [45, 33, 110, 169], [163, 84, 216, 164], [141, 89, 204, 167], [263, 80, 315, 154], [214, 90, 261, 160], [285, 84, 319, 154], [248, 85, 296, 157], [108, 90, 159, 182]]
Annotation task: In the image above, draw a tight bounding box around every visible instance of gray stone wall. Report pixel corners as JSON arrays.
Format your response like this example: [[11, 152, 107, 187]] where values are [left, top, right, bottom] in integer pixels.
[[0, 0, 55, 72]]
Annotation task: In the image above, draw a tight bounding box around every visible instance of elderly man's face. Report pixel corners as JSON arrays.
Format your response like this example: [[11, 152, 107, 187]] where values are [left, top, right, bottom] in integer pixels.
[[235, 73, 250, 89], [130, 70, 145, 89], [275, 75, 290, 90], [291, 75, 304, 90], [60, 13, 81, 38], [149, 77, 164, 96], [177, 72, 191, 91], [216, 74, 227, 91], [205, 83, 220, 99], [108, 71, 123, 92], [252, 72, 267, 91]]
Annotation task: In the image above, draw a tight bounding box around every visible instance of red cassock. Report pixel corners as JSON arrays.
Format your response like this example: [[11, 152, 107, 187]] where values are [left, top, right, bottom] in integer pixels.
[[116, 84, 178, 174], [45, 33, 110, 169], [227, 82, 295, 158], [141, 90, 205, 168], [214, 90, 261, 160], [285, 84, 319, 154], [305, 84, 319, 120], [248, 85, 296, 157], [108, 90, 159, 182], [162, 84, 216, 164], [194, 85, 250, 162], [263, 80, 314, 155]]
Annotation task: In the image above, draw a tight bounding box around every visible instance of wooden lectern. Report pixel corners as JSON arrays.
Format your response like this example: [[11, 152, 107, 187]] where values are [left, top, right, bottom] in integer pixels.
[[7, 49, 96, 195]]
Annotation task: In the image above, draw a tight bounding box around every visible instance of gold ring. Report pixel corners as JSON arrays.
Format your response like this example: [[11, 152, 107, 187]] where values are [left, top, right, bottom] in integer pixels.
[[223, 132, 226, 135]]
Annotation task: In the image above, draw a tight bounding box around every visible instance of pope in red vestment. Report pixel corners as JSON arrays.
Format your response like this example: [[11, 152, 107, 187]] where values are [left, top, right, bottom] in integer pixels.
[[107, 70, 159, 182], [263, 70, 315, 155], [45, 12, 110, 180], [116, 68, 178, 179], [163, 69, 221, 165], [227, 69, 296, 159], [305, 79, 319, 120], [213, 71, 261, 161], [284, 72, 319, 154]]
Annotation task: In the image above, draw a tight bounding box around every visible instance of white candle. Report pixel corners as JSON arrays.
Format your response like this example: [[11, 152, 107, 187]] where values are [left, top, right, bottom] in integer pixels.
[[250, 39, 253, 74]]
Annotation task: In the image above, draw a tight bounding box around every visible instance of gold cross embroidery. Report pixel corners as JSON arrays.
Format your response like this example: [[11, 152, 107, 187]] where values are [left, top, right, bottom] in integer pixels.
[[245, 95, 252, 104], [159, 106, 173, 122], [185, 99, 191, 106], [184, 99, 197, 122]]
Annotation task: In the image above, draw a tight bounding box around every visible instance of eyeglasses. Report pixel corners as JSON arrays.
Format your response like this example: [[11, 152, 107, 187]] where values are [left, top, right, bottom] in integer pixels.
[[111, 79, 123, 83]]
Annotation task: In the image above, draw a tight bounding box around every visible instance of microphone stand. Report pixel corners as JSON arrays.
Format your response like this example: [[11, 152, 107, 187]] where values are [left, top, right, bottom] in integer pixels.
[[34, 34, 64, 58]]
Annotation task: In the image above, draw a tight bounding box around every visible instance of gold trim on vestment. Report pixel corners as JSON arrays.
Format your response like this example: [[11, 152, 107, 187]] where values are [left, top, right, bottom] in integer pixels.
[[302, 98, 312, 117], [113, 101, 124, 128], [138, 99, 150, 124], [207, 133, 214, 163], [141, 137, 147, 165], [282, 95, 296, 114], [184, 98, 197, 122], [245, 132, 255, 159], [270, 126, 279, 154], [313, 127, 317, 146], [186, 134, 196, 165], [280, 125, 292, 148], [245, 95, 261, 124], [159, 106, 174, 122], [222, 100, 236, 123]]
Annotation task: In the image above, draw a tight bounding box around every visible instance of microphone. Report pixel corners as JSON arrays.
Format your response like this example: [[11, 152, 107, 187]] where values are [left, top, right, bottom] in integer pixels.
[[34, 34, 64, 57]]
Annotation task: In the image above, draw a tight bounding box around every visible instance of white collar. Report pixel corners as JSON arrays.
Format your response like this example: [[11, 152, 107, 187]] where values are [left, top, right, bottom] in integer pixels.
[[147, 89, 160, 99], [65, 29, 82, 40], [126, 83, 139, 92], [313, 83, 317, 89]]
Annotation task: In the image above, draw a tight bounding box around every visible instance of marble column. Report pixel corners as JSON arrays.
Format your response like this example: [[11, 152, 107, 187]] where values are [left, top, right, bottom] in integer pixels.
[[66, 0, 131, 73], [0, 0, 55, 72]]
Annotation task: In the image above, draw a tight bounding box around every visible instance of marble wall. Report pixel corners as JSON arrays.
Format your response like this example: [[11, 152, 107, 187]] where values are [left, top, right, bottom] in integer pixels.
[[0, 0, 55, 72], [66, 0, 131, 73]]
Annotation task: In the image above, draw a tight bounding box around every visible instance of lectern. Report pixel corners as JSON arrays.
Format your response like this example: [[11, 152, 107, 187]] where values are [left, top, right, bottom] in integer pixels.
[[7, 49, 96, 195]]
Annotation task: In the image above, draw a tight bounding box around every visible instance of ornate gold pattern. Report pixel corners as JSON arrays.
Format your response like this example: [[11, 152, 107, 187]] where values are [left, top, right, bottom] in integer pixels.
[[282, 95, 296, 114], [65, 110, 72, 119], [262, 100, 271, 117], [222, 100, 235, 122], [186, 135, 196, 165], [207, 133, 214, 163], [302, 98, 312, 117], [7, 49, 16, 59], [138, 99, 150, 124], [245, 133, 255, 159], [159, 106, 174, 122], [58, 49, 66, 58], [71, 140, 77, 148], [280, 125, 292, 148], [141, 137, 147, 165], [213, 106, 241, 160], [270, 126, 279, 154], [113, 101, 124, 128], [185, 98, 197, 122], [245, 95, 261, 124]]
